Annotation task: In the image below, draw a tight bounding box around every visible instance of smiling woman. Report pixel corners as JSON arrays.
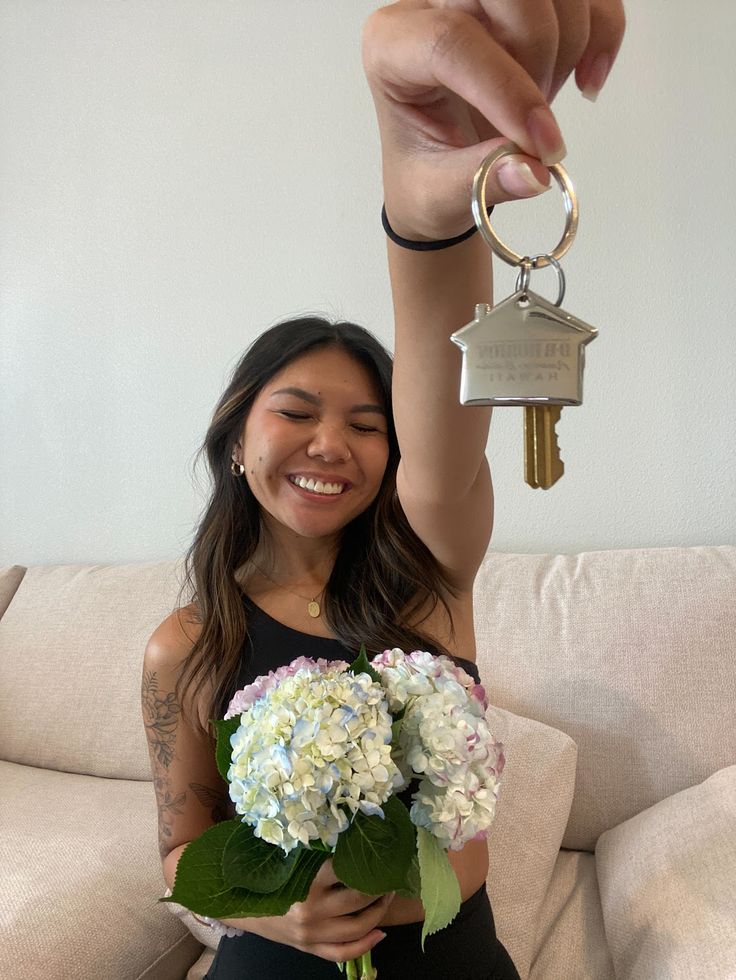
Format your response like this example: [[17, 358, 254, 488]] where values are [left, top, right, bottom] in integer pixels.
[[141, 315, 485, 965], [144, 312, 502, 978], [238, 347, 391, 544]]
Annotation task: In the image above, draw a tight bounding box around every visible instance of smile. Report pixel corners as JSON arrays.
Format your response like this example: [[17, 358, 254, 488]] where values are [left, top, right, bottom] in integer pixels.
[[288, 475, 346, 495]]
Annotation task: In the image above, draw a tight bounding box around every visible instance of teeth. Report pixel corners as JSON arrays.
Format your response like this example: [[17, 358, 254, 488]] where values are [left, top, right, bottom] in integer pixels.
[[290, 476, 344, 495]]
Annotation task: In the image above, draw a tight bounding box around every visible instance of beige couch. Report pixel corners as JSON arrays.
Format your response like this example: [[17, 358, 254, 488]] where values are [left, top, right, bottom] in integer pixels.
[[1, 546, 734, 980]]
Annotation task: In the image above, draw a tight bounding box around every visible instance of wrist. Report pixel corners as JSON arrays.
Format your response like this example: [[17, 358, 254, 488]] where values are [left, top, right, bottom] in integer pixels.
[[200, 915, 247, 938], [381, 206, 438, 243], [382, 203, 494, 251]]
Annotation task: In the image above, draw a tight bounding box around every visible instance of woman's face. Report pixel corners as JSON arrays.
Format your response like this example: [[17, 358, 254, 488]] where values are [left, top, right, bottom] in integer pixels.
[[237, 346, 391, 543]]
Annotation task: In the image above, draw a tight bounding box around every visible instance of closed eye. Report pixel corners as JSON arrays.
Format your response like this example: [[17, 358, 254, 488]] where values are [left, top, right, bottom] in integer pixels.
[[279, 411, 381, 433], [279, 411, 311, 420]]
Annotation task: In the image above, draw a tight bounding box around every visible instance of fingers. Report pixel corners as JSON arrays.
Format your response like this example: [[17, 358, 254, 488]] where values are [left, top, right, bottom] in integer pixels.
[[547, 0, 592, 100], [305, 862, 393, 921], [290, 891, 394, 947], [573, 0, 626, 101], [478, 0, 563, 98], [407, 0, 623, 105], [320, 886, 387, 919], [248, 914, 388, 965], [363, 5, 566, 165], [414, 0, 563, 98]]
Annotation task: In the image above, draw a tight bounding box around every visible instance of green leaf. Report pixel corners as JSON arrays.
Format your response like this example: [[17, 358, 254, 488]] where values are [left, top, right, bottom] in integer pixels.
[[348, 643, 381, 684], [416, 827, 461, 950], [214, 716, 241, 782], [395, 852, 421, 900], [235, 847, 329, 917], [222, 821, 300, 893], [160, 820, 328, 918], [333, 796, 415, 895], [160, 820, 250, 917]]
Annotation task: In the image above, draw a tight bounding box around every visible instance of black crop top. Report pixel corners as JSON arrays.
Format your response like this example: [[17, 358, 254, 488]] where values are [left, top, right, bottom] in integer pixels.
[[234, 594, 481, 691]]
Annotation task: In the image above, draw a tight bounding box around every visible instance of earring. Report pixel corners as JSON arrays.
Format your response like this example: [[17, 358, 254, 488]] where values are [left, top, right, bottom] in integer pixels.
[[230, 459, 245, 476]]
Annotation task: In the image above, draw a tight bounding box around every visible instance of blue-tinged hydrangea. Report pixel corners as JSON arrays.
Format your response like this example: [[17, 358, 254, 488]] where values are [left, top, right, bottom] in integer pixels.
[[226, 660, 402, 854]]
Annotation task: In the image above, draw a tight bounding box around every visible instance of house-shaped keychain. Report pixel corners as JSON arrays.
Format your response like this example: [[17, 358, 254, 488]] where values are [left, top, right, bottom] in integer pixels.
[[450, 288, 598, 406]]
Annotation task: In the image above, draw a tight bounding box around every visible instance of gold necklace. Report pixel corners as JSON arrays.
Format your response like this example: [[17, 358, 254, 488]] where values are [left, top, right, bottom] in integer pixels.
[[254, 564, 325, 619]]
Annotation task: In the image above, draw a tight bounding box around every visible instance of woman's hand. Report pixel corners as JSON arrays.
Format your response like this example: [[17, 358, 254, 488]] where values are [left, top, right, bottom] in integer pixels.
[[362, 0, 626, 240], [240, 858, 394, 963]]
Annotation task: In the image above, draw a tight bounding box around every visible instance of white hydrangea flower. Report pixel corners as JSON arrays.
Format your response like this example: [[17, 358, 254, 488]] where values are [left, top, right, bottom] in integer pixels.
[[371, 649, 505, 850], [227, 661, 402, 854]]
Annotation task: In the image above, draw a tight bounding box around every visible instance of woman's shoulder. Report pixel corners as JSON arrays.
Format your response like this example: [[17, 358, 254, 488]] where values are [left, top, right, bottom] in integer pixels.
[[143, 603, 217, 733], [145, 602, 202, 667]]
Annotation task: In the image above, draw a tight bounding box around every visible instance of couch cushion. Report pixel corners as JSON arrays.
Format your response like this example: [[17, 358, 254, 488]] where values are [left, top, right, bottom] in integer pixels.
[[0, 561, 184, 778], [0, 760, 203, 980], [595, 765, 736, 980], [481, 704, 578, 979], [529, 850, 614, 980], [474, 545, 736, 850], [0, 566, 25, 620]]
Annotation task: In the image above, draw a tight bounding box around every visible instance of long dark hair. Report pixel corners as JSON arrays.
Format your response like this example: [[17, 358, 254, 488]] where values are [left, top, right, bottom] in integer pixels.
[[175, 316, 457, 732]]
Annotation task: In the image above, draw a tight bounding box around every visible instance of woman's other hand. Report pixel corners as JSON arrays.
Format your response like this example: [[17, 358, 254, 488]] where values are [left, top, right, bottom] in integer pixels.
[[362, 0, 625, 240], [239, 858, 393, 962]]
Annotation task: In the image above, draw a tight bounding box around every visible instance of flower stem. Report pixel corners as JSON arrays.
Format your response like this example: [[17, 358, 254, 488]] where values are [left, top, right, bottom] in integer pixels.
[[360, 951, 378, 979], [340, 952, 377, 979]]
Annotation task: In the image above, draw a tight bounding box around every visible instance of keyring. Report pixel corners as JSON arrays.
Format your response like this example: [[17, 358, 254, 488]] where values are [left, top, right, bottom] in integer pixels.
[[471, 142, 578, 269], [515, 253, 567, 307]]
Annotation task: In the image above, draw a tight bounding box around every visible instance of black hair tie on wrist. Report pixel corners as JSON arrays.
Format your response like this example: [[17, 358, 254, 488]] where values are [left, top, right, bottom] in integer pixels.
[[381, 203, 494, 251]]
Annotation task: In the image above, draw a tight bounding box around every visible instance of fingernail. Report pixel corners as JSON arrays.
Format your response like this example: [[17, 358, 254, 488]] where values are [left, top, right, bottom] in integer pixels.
[[375, 931, 387, 943], [526, 106, 567, 166], [498, 157, 551, 197], [582, 53, 611, 102]]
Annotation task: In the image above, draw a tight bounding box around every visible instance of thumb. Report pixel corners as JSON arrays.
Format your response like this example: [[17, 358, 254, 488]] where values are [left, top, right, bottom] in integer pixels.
[[448, 138, 553, 208], [382, 137, 554, 242]]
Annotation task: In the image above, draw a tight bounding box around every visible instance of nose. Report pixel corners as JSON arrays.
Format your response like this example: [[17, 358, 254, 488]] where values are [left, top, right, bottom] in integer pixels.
[[306, 422, 352, 463]]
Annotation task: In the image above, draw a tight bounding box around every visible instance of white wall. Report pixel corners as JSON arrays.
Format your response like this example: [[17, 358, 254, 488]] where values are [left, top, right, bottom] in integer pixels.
[[2, 0, 734, 565]]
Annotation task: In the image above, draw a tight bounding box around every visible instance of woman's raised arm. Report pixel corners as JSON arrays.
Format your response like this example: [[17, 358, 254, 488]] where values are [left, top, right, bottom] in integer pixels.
[[362, 0, 624, 583]]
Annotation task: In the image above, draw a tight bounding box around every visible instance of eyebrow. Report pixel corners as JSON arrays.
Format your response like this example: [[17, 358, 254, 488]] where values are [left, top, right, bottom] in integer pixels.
[[270, 386, 386, 415]]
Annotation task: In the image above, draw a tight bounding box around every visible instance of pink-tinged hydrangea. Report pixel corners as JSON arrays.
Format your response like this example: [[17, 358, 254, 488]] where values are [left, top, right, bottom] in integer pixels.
[[371, 648, 489, 713], [226, 661, 402, 854], [371, 649, 505, 850]]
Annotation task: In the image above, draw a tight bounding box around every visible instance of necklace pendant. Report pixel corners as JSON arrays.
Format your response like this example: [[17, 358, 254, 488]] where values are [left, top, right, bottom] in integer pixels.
[[307, 600, 321, 618]]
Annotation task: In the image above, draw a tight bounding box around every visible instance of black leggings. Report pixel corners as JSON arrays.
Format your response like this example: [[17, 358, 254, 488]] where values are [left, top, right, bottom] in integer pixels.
[[204, 885, 521, 980]]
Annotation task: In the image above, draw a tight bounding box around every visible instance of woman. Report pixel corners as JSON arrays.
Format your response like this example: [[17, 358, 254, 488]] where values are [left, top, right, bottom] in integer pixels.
[[141, 2, 625, 977]]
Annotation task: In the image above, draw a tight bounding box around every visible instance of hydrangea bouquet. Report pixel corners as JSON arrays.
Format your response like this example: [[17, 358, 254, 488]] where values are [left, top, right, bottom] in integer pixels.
[[162, 646, 505, 979]]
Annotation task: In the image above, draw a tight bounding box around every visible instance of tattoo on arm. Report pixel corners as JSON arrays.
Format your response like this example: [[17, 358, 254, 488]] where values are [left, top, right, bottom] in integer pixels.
[[142, 670, 230, 856], [141, 669, 180, 769], [153, 775, 187, 859], [191, 782, 231, 823], [142, 669, 185, 857]]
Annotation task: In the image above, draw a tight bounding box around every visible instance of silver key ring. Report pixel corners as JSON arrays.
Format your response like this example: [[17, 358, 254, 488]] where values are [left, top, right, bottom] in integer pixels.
[[471, 142, 578, 270], [515, 253, 567, 307]]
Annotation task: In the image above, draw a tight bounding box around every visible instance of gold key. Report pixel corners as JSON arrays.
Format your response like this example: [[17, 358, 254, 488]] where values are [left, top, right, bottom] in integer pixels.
[[450, 142, 599, 491], [524, 406, 564, 489]]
